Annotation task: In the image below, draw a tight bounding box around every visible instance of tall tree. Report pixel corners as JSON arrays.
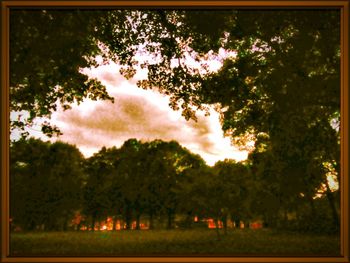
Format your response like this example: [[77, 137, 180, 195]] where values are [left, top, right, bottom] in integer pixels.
[[10, 138, 51, 230], [45, 141, 84, 230], [115, 139, 147, 229], [214, 159, 252, 231], [82, 147, 114, 231], [10, 138, 84, 231]]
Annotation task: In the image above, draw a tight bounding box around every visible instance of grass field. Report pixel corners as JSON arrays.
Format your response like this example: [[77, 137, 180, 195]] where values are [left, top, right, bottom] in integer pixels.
[[10, 228, 340, 256]]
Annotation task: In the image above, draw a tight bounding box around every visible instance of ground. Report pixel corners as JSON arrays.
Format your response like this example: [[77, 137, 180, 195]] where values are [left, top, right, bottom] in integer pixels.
[[10, 228, 340, 256]]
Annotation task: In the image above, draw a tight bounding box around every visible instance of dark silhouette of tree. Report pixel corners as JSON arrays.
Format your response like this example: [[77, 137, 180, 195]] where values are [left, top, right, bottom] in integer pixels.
[[10, 138, 84, 231], [155, 140, 209, 229], [10, 138, 51, 230], [103, 147, 124, 231], [10, 10, 114, 137], [82, 147, 114, 231], [148, 140, 185, 229], [115, 139, 200, 229], [115, 139, 147, 229], [174, 151, 207, 228], [181, 165, 226, 239], [78, 139, 209, 231], [214, 159, 252, 232], [45, 141, 84, 230]]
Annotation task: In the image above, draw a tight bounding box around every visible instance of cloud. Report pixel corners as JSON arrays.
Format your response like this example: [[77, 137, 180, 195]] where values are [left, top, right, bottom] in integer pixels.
[[50, 62, 247, 165], [53, 87, 216, 157], [99, 71, 124, 87]]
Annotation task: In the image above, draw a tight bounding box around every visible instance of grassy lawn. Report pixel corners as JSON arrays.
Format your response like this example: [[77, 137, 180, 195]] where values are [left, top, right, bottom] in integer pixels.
[[10, 228, 340, 256]]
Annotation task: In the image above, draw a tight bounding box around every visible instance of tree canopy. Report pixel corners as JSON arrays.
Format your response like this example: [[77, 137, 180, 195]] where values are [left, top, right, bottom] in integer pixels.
[[10, 138, 84, 230], [10, 10, 340, 135]]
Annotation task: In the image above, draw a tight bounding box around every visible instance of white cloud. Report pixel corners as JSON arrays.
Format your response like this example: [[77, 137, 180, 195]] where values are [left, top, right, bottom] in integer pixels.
[[23, 60, 247, 166]]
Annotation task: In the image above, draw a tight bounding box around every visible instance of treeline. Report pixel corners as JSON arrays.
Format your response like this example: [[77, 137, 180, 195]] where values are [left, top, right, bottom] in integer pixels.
[[10, 137, 339, 234]]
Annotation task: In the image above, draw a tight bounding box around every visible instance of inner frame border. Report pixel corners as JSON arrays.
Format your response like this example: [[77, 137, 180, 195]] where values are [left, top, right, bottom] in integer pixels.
[[1, 1, 348, 262]]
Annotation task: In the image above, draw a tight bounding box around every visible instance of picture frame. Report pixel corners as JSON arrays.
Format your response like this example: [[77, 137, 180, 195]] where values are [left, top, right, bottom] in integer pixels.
[[1, 1, 349, 262]]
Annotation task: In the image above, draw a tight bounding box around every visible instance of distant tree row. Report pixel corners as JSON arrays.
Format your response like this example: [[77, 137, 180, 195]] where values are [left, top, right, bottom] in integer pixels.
[[10, 137, 339, 234]]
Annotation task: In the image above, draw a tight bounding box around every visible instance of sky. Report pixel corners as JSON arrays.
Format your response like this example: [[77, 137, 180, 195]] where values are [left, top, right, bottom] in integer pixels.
[[9, 54, 338, 190], [11, 59, 248, 166]]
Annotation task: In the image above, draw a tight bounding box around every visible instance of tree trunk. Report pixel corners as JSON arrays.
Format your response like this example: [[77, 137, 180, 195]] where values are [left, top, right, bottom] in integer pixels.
[[222, 215, 228, 235], [136, 213, 141, 230], [232, 214, 241, 229], [149, 211, 154, 230], [125, 206, 132, 230], [185, 211, 193, 229], [91, 214, 96, 231], [244, 220, 250, 229], [234, 219, 240, 229], [63, 220, 68, 231], [325, 180, 340, 228], [214, 218, 221, 241], [167, 209, 173, 229], [309, 197, 316, 215], [113, 217, 117, 231], [63, 215, 69, 231]]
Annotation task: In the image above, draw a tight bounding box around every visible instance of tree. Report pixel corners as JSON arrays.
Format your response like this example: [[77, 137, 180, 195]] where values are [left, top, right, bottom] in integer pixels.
[[173, 151, 207, 228], [103, 147, 124, 231], [45, 141, 85, 230], [114, 139, 148, 229], [147, 140, 205, 229], [10, 10, 114, 136], [82, 147, 115, 231], [214, 159, 252, 232], [180, 165, 226, 239], [116, 139, 200, 230], [79, 139, 208, 231], [178, 159, 252, 237], [139, 10, 340, 231], [10, 138, 51, 230], [10, 138, 84, 231], [149, 140, 185, 229]]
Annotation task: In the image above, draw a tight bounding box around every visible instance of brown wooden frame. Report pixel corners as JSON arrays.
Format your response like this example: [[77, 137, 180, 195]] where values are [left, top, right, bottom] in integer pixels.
[[1, 1, 349, 262]]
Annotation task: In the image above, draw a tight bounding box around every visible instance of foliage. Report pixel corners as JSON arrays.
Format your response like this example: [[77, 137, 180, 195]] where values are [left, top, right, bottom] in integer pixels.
[[10, 10, 113, 136], [214, 160, 252, 226], [82, 146, 119, 230], [11, 136, 340, 234], [10, 138, 84, 230]]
